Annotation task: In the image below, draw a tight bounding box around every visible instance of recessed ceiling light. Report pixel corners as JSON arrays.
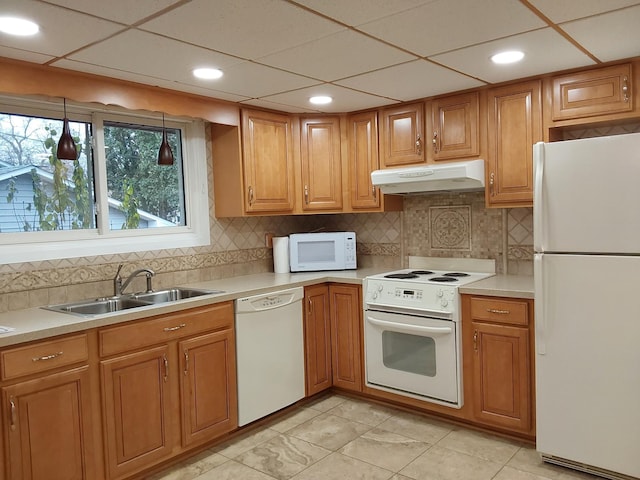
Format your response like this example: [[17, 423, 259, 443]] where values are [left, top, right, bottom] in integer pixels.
[[192, 68, 223, 80], [309, 96, 332, 105], [0, 17, 39, 36], [491, 50, 525, 65]]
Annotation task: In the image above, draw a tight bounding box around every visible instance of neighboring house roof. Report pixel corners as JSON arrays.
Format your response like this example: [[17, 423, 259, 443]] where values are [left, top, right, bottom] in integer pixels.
[[1, 164, 174, 228]]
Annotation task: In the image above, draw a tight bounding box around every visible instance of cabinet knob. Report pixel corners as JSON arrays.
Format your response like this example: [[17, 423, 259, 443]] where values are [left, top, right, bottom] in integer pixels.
[[304, 185, 309, 204], [415, 135, 422, 155], [372, 184, 377, 201], [473, 330, 479, 353], [489, 172, 495, 196], [9, 397, 16, 431], [432, 131, 439, 153]]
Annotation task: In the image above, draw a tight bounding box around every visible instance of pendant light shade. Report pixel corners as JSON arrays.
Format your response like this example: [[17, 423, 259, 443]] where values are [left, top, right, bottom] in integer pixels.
[[157, 113, 174, 166], [57, 99, 77, 160]]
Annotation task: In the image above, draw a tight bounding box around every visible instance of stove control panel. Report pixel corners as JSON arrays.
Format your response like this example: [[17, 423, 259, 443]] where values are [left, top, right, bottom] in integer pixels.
[[364, 279, 458, 314]]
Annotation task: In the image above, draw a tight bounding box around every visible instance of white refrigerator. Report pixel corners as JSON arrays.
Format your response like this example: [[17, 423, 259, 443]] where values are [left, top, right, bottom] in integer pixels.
[[534, 132, 640, 480]]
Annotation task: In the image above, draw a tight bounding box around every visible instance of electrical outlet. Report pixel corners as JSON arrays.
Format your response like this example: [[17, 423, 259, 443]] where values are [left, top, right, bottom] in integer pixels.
[[265, 232, 274, 248]]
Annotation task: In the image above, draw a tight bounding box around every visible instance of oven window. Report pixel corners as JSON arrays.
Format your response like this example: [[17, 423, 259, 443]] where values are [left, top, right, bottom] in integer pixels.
[[381, 331, 436, 377]]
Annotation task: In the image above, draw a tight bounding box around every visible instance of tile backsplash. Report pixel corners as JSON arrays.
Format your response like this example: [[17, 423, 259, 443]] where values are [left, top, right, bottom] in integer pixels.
[[0, 125, 536, 312]]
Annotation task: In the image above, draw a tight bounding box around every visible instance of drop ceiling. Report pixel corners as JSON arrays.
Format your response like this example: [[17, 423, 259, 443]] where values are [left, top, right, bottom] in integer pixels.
[[0, 0, 639, 113]]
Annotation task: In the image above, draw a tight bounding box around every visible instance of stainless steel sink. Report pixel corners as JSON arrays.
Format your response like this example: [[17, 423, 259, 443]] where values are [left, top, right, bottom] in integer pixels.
[[45, 297, 150, 315], [130, 288, 224, 304], [43, 288, 224, 316]]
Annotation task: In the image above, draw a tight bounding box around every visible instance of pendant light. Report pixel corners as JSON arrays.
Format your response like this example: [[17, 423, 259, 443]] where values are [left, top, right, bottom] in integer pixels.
[[56, 98, 77, 160], [157, 113, 174, 166]]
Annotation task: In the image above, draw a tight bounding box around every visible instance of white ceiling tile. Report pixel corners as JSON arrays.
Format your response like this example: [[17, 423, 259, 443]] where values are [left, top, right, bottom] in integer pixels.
[[139, 0, 344, 60], [52, 59, 251, 103], [260, 84, 398, 113], [292, 0, 436, 26], [239, 99, 320, 114], [431, 28, 595, 84], [0, 46, 54, 64], [201, 62, 320, 98], [256, 30, 415, 82], [528, 0, 640, 23], [335, 60, 485, 101], [359, 0, 546, 56], [560, 5, 640, 62], [40, 0, 182, 25], [0, 0, 123, 57], [68, 30, 243, 83]]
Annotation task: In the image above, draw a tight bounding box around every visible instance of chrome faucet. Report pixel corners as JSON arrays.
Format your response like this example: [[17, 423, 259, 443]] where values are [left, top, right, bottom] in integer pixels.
[[113, 264, 155, 296]]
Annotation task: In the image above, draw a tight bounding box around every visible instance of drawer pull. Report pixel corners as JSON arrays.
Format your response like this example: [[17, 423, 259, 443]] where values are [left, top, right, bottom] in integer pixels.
[[163, 323, 186, 332], [32, 351, 63, 362], [473, 330, 478, 353], [9, 397, 16, 431], [487, 308, 510, 314], [623, 76, 629, 102], [184, 349, 189, 376]]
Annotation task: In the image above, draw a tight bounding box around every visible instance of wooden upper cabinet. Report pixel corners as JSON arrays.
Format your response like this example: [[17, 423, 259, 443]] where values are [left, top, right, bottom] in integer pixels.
[[348, 111, 380, 209], [380, 103, 425, 167], [486, 80, 542, 208], [552, 63, 632, 121], [300, 116, 343, 211], [428, 92, 479, 162], [241, 109, 295, 213]]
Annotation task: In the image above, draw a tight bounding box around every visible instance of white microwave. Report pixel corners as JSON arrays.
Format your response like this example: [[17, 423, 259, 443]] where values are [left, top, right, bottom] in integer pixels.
[[289, 232, 357, 272]]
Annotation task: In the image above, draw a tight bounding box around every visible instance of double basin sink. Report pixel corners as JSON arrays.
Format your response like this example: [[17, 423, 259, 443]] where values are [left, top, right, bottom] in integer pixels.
[[44, 288, 224, 316]]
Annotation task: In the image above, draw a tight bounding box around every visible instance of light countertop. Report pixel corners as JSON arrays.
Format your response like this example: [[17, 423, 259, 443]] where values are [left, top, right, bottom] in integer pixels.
[[0, 269, 533, 348]]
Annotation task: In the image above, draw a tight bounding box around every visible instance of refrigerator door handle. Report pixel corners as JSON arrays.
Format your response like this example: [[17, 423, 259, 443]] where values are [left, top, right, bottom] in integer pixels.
[[534, 253, 546, 355], [533, 142, 544, 252]]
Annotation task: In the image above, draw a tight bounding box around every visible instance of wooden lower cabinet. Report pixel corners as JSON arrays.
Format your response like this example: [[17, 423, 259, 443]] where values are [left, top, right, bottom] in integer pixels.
[[179, 329, 237, 447], [304, 283, 363, 395], [101, 346, 174, 480], [99, 303, 237, 480], [463, 295, 535, 436], [2, 366, 96, 480], [329, 284, 363, 392], [304, 284, 333, 395]]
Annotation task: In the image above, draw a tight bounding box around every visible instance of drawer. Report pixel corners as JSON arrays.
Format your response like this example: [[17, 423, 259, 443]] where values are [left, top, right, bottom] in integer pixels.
[[1, 334, 89, 381], [469, 297, 529, 326], [99, 301, 234, 357]]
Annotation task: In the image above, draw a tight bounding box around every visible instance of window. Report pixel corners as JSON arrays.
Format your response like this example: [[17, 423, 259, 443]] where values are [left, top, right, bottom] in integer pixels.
[[0, 97, 210, 264]]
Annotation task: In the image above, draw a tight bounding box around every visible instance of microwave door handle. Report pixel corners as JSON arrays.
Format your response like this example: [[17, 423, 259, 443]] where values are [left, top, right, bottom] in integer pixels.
[[366, 316, 452, 336]]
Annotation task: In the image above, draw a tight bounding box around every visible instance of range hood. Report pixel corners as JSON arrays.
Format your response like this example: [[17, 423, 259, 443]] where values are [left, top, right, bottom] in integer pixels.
[[371, 159, 485, 194]]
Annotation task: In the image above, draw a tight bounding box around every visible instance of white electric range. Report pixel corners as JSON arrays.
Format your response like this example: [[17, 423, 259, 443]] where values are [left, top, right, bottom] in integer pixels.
[[363, 266, 494, 408]]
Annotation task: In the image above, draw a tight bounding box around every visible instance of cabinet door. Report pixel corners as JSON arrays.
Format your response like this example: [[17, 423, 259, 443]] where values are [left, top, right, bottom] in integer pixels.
[[429, 92, 479, 161], [179, 329, 237, 447], [303, 285, 332, 396], [101, 346, 173, 480], [552, 63, 632, 121], [471, 321, 531, 432], [487, 80, 541, 207], [380, 103, 425, 167], [348, 111, 381, 209], [2, 367, 95, 480], [329, 284, 363, 392], [300, 117, 343, 211], [241, 109, 294, 213]]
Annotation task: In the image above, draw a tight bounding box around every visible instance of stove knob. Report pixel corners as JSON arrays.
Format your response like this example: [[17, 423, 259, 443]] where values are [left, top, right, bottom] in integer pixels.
[[372, 292, 378, 300], [436, 289, 444, 298], [441, 298, 448, 307], [377, 285, 384, 292]]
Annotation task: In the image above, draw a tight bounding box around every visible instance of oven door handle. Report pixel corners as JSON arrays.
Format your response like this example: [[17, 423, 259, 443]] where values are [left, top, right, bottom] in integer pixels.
[[366, 316, 453, 336]]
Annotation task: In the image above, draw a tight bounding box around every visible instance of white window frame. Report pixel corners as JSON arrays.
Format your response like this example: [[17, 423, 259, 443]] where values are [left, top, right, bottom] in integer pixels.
[[0, 98, 210, 264]]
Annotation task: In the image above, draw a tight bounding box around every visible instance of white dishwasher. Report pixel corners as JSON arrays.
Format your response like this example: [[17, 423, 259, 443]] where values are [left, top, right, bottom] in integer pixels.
[[235, 287, 305, 426]]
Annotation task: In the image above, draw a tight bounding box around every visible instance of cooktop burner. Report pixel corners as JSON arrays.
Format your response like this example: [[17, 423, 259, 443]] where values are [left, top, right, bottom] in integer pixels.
[[430, 277, 459, 283], [384, 273, 419, 279], [410, 270, 434, 275], [443, 272, 470, 277]]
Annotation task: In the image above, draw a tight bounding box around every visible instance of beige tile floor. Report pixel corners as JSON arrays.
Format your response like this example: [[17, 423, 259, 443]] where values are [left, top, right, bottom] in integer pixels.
[[149, 394, 601, 480]]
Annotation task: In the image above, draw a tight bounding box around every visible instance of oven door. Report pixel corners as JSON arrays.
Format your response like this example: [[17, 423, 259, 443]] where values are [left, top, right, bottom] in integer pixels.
[[364, 309, 461, 406]]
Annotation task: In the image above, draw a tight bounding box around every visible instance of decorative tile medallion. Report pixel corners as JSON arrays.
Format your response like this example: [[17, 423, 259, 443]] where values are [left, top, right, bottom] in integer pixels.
[[430, 206, 471, 250]]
